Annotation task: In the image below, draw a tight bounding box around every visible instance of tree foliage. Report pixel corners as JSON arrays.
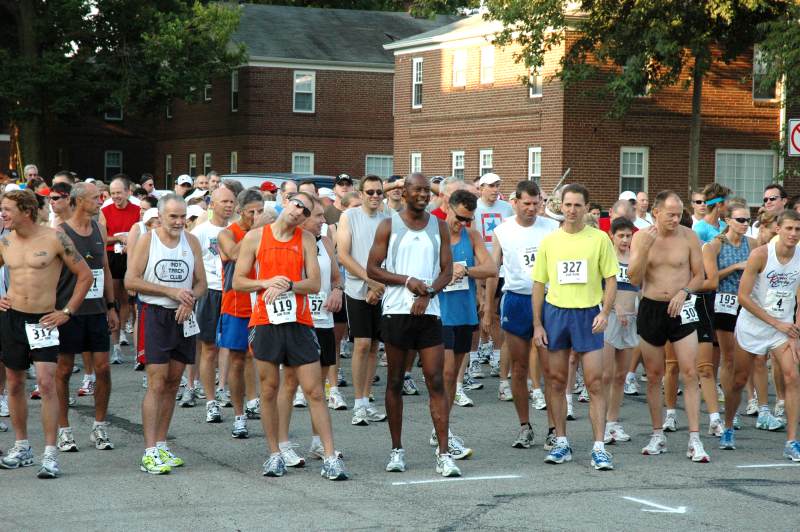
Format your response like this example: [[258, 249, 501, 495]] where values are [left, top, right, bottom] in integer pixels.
[[248, 0, 478, 17]]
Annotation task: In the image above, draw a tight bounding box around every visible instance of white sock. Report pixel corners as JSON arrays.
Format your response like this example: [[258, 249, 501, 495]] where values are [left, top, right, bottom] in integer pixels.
[[44, 445, 57, 455], [311, 435, 321, 447], [666, 408, 676, 416], [556, 436, 568, 446], [88, 373, 96, 382], [58, 426, 71, 434], [469, 351, 479, 363], [156, 441, 168, 450], [279, 441, 291, 451], [626, 372, 636, 382], [689, 431, 701, 443], [16, 439, 30, 448], [566, 394, 573, 404], [593, 441, 605, 452], [93, 420, 106, 428], [329, 386, 339, 393]]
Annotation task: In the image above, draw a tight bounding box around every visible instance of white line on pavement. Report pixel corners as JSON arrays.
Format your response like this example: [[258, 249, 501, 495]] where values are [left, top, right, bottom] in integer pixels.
[[736, 463, 800, 469], [391, 474, 522, 486], [621, 496, 687, 514]]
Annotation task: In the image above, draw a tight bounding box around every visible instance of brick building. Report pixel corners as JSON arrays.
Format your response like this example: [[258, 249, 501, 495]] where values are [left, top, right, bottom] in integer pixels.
[[387, 14, 786, 208], [154, 4, 457, 186]]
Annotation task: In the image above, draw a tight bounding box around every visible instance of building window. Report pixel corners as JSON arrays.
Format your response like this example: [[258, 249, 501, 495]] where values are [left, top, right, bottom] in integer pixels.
[[365, 155, 394, 179], [479, 149, 493, 176], [715, 149, 777, 206], [753, 44, 778, 101], [203, 153, 212, 175], [230, 69, 239, 112], [412, 57, 423, 109], [481, 46, 495, 84], [452, 50, 467, 88], [293, 71, 316, 113], [230, 151, 238, 173], [620, 147, 649, 193], [410, 152, 422, 174], [188, 153, 197, 177], [104, 106, 123, 121], [204, 83, 212, 101], [528, 147, 542, 182], [165, 154, 173, 181], [451, 151, 465, 180], [529, 68, 543, 98], [292, 152, 314, 174], [104, 151, 122, 180], [166, 103, 172, 119]]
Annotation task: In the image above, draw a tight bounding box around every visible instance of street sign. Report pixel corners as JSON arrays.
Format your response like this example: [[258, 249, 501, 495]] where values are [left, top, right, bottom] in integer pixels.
[[790, 119, 800, 157]]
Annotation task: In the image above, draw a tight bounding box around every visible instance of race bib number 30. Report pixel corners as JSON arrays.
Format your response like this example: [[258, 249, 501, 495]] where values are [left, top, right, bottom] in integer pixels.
[[86, 269, 104, 299], [714, 293, 738, 315], [267, 291, 297, 325], [680, 295, 699, 325], [557, 259, 588, 285], [25, 323, 59, 349], [765, 289, 793, 320], [183, 311, 200, 337]]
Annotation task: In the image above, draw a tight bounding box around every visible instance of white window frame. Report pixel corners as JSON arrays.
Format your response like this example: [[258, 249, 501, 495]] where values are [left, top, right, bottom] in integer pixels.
[[451, 150, 465, 179], [292, 152, 314, 175], [480, 46, 495, 85], [365, 155, 394, 179], [165, 154, 173, 180], [188, 153, 197, 177], [479, 149, 493, 176], [529, 67, 543, 98], [204, 83, 212, 101], [452, 50, 467, 88], [714, 149, 778, 206], [619, 146, 649, 193], [412, 57, 423, 109], [752, 44, 779, 101], [104, 150, 122, 179], [410, 152, 422, 174], [104, 106, 123, 121], [230, 151, 238, 174], [528, 147, 542, 182], [230, 69, 239, 112], [293, 70, 316, 113], [203, 153, 212, 175]]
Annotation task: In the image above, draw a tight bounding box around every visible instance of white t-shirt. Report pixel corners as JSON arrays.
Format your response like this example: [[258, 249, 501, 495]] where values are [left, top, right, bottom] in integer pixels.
[[634, 212, 654, 229], [191, 221, 225, 291], [493, 216, 559, 295], [475, 199, 514, 253]]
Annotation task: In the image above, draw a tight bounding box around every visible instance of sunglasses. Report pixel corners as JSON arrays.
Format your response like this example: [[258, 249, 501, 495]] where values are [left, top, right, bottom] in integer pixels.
[[455, 214, 474, 223], [363, 189, 383, 197], [49, 195, 68, 201], [763, 195, 782, 204], [732, 217, 751, 224], [289, 198, 311, 217], [692, 200, 704, 205]]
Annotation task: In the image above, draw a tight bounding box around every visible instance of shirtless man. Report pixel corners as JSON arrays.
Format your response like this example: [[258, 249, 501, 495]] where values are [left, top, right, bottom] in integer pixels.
[[628, 190, 710, 463], [0, 189, 92, 478]]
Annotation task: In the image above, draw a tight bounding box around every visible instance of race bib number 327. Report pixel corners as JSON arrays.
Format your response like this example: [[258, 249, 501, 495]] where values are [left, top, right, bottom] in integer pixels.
[[557, 259, 588, 285]]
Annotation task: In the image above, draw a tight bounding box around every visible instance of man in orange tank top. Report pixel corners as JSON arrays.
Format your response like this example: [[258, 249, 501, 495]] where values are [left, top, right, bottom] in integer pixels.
[[234, 192, 348, 481]]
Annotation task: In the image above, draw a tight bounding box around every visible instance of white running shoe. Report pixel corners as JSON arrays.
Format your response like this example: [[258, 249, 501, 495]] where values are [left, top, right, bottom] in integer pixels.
[[351, 406, 369, 426], [498, 381, 513, 401], [566, 397, 575, 421], [119, 331, 129, 346], [610, 423, 631, 442], [641, 433, 667, 455], [435, 453, 461, 477], [745, 398, 759, 416], [454, 386, 474, 407], [623, 375, 639, 395], [205, 400, 222, 423], [578, 387, 590, 403], [57, 428, 79, 452], [77, 375, 94, 397], [280, 443, 306, 468], [445, 435, 473, 460], [663, 412, 678, 432], [774, 399, 786, 419], [90, 423, 114, 450], [293, 389, 308, 408], [366, 406, 387, 422], [125, 319, 134, 334], [110, 345, 123, 364], [0, 392, 9, 417], [687, 439, 711, 463], [716, 383, 725, 403], [469, 359, 484, 379], [708, 418, 724, 437], [328, 389, 348, 410], [386, 448, 406, 472], [530, 388, 547, 410], [489, 363, 500, 377]]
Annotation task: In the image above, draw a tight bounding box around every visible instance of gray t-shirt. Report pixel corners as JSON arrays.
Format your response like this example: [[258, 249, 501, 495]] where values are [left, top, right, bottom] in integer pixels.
[[474, 199, 514, 253], [343, 207, 389, 300]]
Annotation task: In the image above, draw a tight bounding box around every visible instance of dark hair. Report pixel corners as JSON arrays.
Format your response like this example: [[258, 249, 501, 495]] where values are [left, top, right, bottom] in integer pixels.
[[589, 202, 602, 212], [2, 189, 39, 221], [777, 209, 800, 225], [701, 182, 730, 204], [361, 175, 384, 190], [133, 187, 148, 199], [298, 179, 317, 192], [140, 195, 157, 209], [110, 174, 131, 190], [53, 170, 75, 184], [238, 188, 263, 209], [764, 183, 787, 198], [295, 191, 318, 208], [610, 217, 635, 234], [516, 180, 541, 199], [680, 209, 693, 228], [222, 179, 244, 198], [561, 183, 588, 203], [653, 190, 682, 209], [52, 182, 72, 196], [27, 176, 45, 191], [140, 173, 155, 184], [449, 189, 478, 211]]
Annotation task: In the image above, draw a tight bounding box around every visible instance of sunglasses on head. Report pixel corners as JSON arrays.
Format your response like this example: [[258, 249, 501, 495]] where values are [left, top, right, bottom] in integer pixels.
[[732, 217, 751, 224], [763, 195, 782, 204], [455, 213, 474, 223], [363, 189, 383, 197], [289, 198, 311, 217]]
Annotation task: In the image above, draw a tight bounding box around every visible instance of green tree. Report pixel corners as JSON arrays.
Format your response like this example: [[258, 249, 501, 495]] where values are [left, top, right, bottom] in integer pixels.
[[484, 0, 788, 193], [247, 0, 478, 17], [0, 0, 246, 172]]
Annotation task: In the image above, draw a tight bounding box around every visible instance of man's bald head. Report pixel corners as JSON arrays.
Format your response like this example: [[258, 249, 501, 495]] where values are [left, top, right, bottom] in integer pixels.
[[610, 199, 635, 222], [211, 186, 234, 203]]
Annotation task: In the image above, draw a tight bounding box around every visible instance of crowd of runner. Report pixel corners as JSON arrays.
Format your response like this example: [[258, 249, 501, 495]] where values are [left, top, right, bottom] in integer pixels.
[[0, 163, 798, 480]]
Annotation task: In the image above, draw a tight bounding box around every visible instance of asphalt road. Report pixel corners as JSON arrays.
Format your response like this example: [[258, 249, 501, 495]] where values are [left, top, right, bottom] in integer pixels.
[[2, 346, 799, 531]]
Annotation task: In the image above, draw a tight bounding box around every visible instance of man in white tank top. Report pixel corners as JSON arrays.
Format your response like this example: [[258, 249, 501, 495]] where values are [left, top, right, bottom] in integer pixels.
[[726, 210, 800, 460], [125, 193, 207, 475], [367, 173, 460, 477]]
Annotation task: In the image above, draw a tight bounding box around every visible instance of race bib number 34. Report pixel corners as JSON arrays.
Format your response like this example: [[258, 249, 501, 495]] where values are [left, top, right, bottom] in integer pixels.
[[25, 323, 59, 349], [557, 259, 587, 285], [680, 295, 699, 325], [267, 291, 297, 325]]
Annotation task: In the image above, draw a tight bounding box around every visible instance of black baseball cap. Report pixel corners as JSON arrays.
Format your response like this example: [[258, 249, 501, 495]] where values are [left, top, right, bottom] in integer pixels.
[[387, 175, 402, 183], [335, 173, 353, 185]]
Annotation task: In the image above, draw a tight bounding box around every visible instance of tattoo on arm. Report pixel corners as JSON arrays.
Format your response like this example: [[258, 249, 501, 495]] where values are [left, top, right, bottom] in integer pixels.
[[0, 237, 8, 247], [56, 231, 81, 264]]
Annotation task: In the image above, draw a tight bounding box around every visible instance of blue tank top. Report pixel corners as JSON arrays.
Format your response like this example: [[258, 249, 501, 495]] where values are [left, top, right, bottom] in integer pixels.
[[616, 261, 638, 292], [439, 228, 478, 326], [717, 237, 750, 294]]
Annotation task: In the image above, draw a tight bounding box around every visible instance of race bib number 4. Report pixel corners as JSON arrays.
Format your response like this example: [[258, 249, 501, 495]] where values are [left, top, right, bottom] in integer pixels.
[[557, 259, 588, 285], [183, 311, 200, 337], [25, 323, 59, 349], [765, 289, 793, 320], [443, 261, 469, 293], [267, 291, 297, 325], [714, 293, 738, 315], [680, 295, 699, 325], [309, 292, 329, 321], [86, 269, 104, 299]]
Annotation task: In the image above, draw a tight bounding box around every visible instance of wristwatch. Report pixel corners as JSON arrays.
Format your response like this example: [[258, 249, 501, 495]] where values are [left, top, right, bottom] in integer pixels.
[[62, 306, 72, 317], [107, 301, 118, 311], [426, 286, 437, 298], [681, 287, 691, 296], [287, 280, 294, 291]]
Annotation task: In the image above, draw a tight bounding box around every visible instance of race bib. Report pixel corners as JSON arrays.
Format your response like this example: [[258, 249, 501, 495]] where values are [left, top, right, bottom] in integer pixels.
[[86, 269, 104, 299], [309, 292, 330, 322], [518, 247, 537, 273], [714, 293, 738, 315], [113, 242, 124, 254], [266, 291, 297, 325], [557, 259, 588, 285], [443, 261, 469, 293], [680, 295, 699, 325], [616, 265, 630, 284], [183, 311, 200, 337], [765, 289, 793, 320], [25, 323, 59, 349]]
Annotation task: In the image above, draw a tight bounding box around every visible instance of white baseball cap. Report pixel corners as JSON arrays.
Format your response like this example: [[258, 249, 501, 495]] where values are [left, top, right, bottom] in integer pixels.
[[176, 174, 193, 187], [187, 204, 205, 219], [478, 173, 501, 186], [142, 208, 159, 225], [318, 187, 335, 201], [4, 183, 20, 192], [185, 188, 208, 202], [619, 190, 637, 202]]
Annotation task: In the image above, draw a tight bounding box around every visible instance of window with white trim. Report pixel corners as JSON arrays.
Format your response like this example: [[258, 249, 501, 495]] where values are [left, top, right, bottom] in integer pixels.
[[166, 103, 172, 119], [230, 70, 239, 112], [410, 152, 422, 174], [753, 44, 778, 101], [366, 155, 394, 178], [528, 147, 542, 182], [619, 147, 648, 193], [104, 106, 123, 121], [412, 57, 423, 108], [452, 50, 467, 88], [479, 149, 493, 176], [480, 46, 495, 84], [293, 70, 316, 113], [204, 83, 212, 101], [451, 151, 465, 180], [203, 153, 212, 175], [104, 151, 122, 180], [529, 67, 543, 98], [188, 153, 197, 177], [715, 149, 777, 205], [292, 152, 314, 174], [165, 154, 173, 181], [230, 151, 238, 173]]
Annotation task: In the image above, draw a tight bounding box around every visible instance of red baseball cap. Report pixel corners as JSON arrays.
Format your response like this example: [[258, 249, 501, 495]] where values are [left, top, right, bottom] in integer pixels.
[[260, 181, 278, 193]]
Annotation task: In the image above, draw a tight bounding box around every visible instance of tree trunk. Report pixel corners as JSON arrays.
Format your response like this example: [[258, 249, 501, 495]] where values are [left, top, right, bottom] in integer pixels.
[[688, 58, 704, 195], [17, 0, 44, 172]]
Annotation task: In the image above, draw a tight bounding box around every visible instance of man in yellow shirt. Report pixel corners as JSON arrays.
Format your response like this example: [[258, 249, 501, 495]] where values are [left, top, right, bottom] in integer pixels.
[[532, 183, 618, 470]]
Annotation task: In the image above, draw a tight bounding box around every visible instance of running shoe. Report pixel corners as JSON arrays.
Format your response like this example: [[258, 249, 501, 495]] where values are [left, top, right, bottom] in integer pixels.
[[462, 374, 484, 391], [373, 374, 381, 384], [90, 423, 114, 450], [365, 406, 387, 422], [378, 352, 388, 367], [454, 386, 474, 407], [68, 396, 76, 407], [436, 453, 461, 477], [530, 388, 547, 410], [36, 449, 61, 479], [774, 400, 786, 419], [543, 432, 557, 451], [0, 393, 9, 417], [27, 366, 36, 379], [337, 367, 347, 387], [783, 440, 800, 462], [745, 398, 759, 416], [446, 435, 473, 460], [641, 433, 667, 455], [293, 389, 308, 408], [140, 452, 170, 475], [175, 384, 184, 401], [328, 389, 348, 410], [512, 424, 535, 449], [716, 383, 725, 403], [578, 387, 589, 403], [469, 359, 485, 379], [623, 375, 639, 395], [604, 425, 615, 445], [402, 374, 420, 395], [125, 319, 134, 334], [194, 383, 207, 400], [216, 388, 232, 407], [206, 400, 222, 423], [119, 331, 130, 346], [640, 373, 648, 382], [478, 340, 493, 364], [489, 362, 500, 378], [262, 453, 287, 477], [573, 368, 585, 394], [708, 418, 724, 437], [351, 406, 369, 426], [0, 421, 7, 432], [72, 365, 80, 374], [591, 449, 614, 470], [498, 381, 513, 401], [179, 387, 196, 408], [566, 398, 575, 421], [231, 416, 249, 439], [756, 411, 786, 431], [687, 440, 711, 462], [386, 448, 406, 472], [280, 443, 305, 467], [307, 442, 344, 461], [544, 443, 573, 464], [610, 423, 631, 442], [663, 412, 678, 432], [133, 361, 145, 371], [321, 456, 349, 480], [245, 398, 261, 419], [0, 444, 34, 469], [77, 375, 94, 397], [719, 428, 736, 450], [30, 386, 41, 400], [110, 345, 123, 364], [158, 447, 184, 468], [339, 339, 352, 358], [429, 428, 439, 447], [732, 413, 742, 430], [57, 428, 79, 452]]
